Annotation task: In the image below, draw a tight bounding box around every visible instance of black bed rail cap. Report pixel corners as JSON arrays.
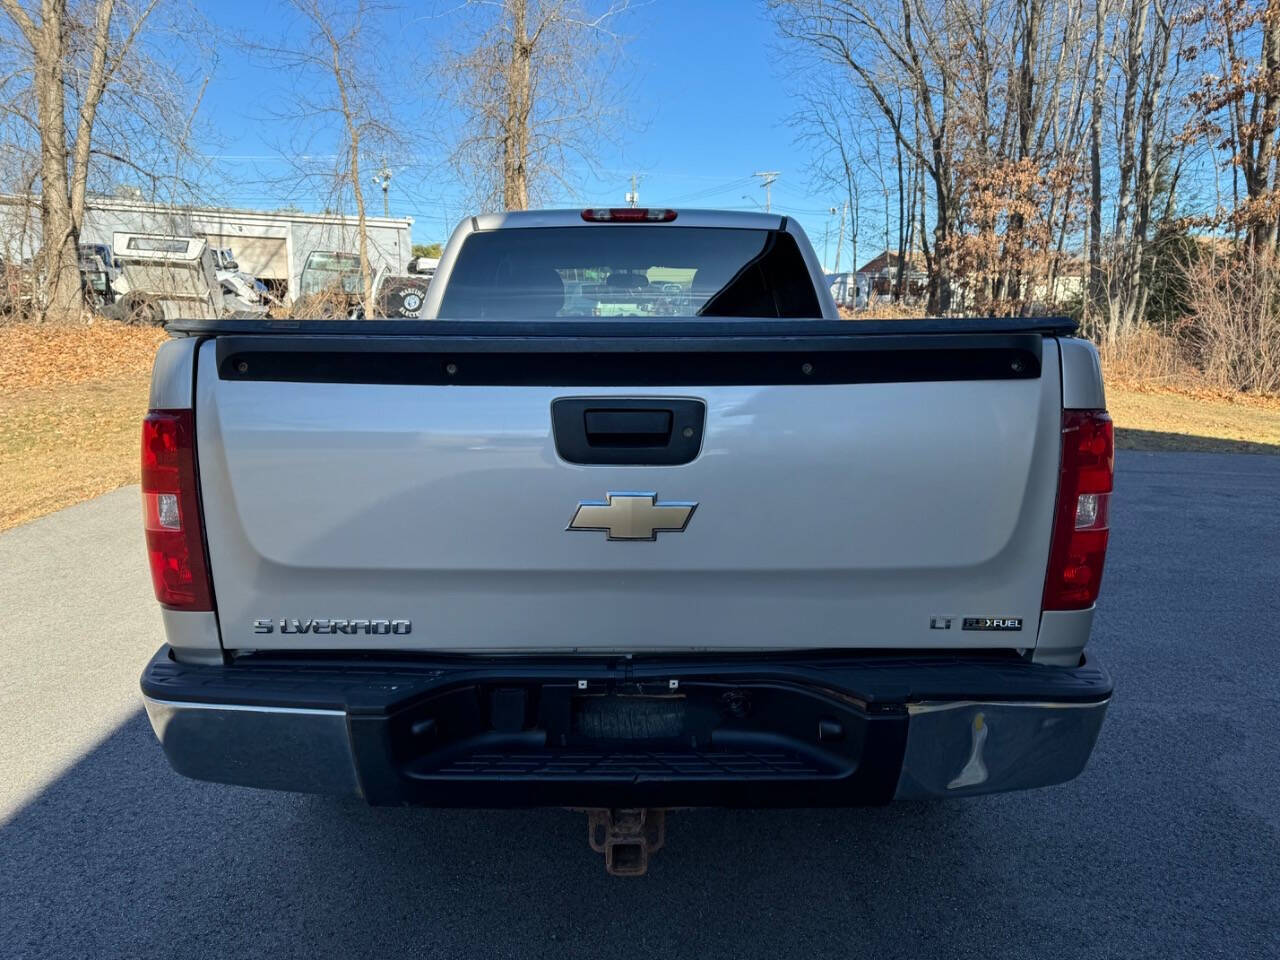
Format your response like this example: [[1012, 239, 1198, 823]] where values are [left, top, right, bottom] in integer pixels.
[[166, 315, 1079, 339]]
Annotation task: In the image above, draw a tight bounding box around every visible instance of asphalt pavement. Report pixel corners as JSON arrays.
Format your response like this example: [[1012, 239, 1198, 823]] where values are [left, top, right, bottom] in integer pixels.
[[1, 452, 1277, 959]]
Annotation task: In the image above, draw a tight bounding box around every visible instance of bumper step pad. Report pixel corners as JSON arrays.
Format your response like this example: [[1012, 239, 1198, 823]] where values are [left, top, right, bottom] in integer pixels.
[[431, 748, 830, 781]]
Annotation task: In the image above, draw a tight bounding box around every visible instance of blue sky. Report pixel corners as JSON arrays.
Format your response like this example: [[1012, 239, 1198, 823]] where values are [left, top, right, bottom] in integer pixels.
[[195, 1, 864, 267]]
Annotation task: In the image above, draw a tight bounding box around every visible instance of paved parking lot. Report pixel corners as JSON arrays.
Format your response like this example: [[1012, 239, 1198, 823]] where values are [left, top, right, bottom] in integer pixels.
[[2, 451, 1277, 959]]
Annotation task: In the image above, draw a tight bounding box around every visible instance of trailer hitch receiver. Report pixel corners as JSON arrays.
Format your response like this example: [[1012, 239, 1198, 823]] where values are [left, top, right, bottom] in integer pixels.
[[586, 808, 666, 876]]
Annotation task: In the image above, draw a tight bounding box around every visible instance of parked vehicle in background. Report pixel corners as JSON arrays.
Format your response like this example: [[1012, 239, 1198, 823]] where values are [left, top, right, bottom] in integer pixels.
[[0, 255, 33, 316], [298, 249, 360, 299], [827, 271, 862, 310], [293, 250, 382, 317], [139, 207, 1113, 876], [209, 245, 278, 310], [211, 247, 234, 272], [373, 273, 431, 317], [77, 250, 117, 310], [112, 232, 267, 324], [294, 249, 390, 317], [407, 255, 440, 281], [79, 242, 120, 281]]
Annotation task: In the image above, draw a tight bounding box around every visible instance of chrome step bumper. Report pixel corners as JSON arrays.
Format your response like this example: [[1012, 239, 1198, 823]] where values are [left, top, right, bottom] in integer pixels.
[[141, 647, 1111, 806]]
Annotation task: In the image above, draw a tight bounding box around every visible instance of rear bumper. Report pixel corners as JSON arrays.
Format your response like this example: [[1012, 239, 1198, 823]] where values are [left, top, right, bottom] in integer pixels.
[[140, 647, 1111, 807]]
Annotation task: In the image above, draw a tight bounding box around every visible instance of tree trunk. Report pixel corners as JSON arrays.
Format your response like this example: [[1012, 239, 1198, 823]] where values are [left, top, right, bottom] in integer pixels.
[[70, 0, 117, 234], [1250, 8, 1280, 251], [929, 174, 953, 315], [33, 0, 83, 317], [893, 132, 906, 300], [349, 134, 373, 318], [504, 0, 531, 210], [1087, 0, 1107, 334], [327, 36, 373, 318]]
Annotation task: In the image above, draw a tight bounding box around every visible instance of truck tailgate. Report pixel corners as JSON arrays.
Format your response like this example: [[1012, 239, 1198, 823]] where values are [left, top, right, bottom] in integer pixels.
[[194, 332, 1063, 653]]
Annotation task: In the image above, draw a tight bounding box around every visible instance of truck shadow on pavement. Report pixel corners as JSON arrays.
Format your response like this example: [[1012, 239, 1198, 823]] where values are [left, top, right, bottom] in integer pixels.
[[0, 709, 987, 959], [3, 699, 1277, 960], [1115, 427, 1280, 455]]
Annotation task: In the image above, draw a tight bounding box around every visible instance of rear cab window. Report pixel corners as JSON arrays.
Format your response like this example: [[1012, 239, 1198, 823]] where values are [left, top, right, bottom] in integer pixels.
[[437, 226, 822, 319]]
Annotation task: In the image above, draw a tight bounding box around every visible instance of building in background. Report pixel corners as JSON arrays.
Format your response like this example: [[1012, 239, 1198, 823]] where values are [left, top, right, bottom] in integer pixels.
[[855, 251, 929, 301], [0, 195, 412, 304]]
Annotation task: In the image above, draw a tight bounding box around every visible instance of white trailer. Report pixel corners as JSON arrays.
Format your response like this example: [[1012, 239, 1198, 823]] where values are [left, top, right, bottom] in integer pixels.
[[0, 195, 413, 305], [112, 233, 221, 322], [112, 232, 269, 322]]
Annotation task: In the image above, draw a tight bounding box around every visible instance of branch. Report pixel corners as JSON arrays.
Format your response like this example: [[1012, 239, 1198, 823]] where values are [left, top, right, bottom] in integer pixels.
[[0, 0, 36, 46]]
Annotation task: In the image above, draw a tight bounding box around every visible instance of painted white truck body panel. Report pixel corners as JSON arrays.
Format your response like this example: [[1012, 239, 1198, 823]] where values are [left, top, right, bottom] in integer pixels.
[[194, 339, 1063, 653]]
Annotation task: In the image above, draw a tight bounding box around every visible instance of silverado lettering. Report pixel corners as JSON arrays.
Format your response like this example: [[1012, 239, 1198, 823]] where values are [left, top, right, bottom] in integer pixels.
[[255, 619, 411, 635]]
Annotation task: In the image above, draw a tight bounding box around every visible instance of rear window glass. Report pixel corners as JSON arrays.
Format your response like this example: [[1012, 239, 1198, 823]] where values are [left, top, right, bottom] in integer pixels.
[[125, 237, 190, 253], [437, 226, 821, 319]]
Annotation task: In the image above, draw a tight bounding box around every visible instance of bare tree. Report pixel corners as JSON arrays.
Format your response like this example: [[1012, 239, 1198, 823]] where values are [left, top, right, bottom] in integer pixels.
[[0, 0, 173, 316], [1087, 0, 1108, 318], [442, 0, 632, 211], [1093, 0, 1192, 341], [773, 0, 1207, 324], [1184, 0, 1280, 251], [773, 0, 1097, 314], [771, 0, 965, 313], [246, 0, 406, 318], [790, 82, 870, 274]]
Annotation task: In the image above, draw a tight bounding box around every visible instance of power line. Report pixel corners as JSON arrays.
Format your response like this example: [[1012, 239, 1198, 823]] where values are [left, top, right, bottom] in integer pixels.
[[666, 175, 756, 204], [752, 171, 780, 212]]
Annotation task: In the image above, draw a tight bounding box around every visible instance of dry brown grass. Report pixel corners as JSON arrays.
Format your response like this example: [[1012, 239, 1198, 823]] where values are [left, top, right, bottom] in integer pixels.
[[1179, 251, 1280, 394], [838, 303, 926, 320], [1, 321, 164, 530], [1107, 384, 1280, 454], [1098, 327, 1280, 453], [1096, 327, 1196, 391]]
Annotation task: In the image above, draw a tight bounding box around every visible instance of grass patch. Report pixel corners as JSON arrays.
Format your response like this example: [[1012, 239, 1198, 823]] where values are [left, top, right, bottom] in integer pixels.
[[0, 379, 151, 530], [0, 321, 163, 531], [1107, 384, 1280, 454]]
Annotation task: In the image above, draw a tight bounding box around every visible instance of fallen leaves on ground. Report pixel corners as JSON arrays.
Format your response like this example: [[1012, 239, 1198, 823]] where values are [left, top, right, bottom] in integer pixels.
[[0, 319, 166, 390], [1, 321, 163, 530]]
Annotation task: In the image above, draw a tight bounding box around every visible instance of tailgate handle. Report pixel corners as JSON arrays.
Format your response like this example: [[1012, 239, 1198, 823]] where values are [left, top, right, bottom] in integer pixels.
[[584, 409, 672, 447], [552, 398, 705, 465]]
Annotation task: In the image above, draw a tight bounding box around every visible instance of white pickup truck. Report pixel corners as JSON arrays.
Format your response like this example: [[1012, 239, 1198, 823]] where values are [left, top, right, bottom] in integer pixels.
[[139, 208, 1113, 874]]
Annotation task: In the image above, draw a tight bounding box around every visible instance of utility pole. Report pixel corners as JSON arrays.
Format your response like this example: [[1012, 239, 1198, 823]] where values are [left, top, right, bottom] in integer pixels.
[[883, 187, 890, 260], [371, 161, 393, 217], [625, 173, 641, 207], [851, 193, 859, 279], [753, 171, 780, 212], [833, 201, 848, 273], [823, 207, 836, 269]]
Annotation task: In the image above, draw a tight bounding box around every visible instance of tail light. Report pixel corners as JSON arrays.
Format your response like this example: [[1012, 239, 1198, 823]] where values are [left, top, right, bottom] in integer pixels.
[[581, 208, 677, 222], [1043, 409, 1114, 610], [141, 409, 213, 610]]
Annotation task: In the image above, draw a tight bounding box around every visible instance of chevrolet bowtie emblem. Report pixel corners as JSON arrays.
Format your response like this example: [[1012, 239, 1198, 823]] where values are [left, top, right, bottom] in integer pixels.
[[567, 492, 697, 541]]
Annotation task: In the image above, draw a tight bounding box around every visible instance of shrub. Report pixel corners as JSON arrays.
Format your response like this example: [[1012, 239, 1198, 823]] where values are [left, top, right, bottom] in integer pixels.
[[1180, 251, 1280, 394], [1097, 326, 1197, 389]]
